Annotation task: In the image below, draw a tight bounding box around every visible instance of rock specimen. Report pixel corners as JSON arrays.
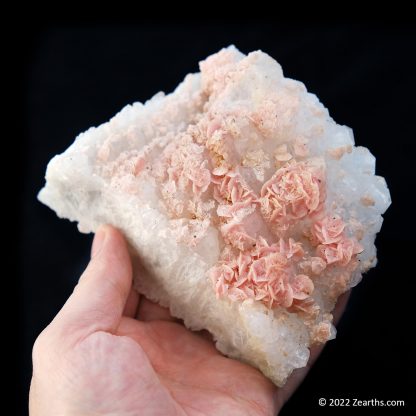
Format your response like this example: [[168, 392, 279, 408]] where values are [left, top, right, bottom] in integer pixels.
[[38, 46, 391, 386]]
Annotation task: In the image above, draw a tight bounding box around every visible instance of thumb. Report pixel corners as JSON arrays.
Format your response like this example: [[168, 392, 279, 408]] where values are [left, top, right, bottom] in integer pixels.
[[49, 224, 133, 345]]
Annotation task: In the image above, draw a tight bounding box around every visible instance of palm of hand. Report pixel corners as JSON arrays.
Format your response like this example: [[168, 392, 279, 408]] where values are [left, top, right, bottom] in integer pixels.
[[31, 226, 348, 416], [69, 307, 278, 416]]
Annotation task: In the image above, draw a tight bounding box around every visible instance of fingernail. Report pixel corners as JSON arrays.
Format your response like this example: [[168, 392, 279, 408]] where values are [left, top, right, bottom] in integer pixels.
[[91, 225, 107, 258]]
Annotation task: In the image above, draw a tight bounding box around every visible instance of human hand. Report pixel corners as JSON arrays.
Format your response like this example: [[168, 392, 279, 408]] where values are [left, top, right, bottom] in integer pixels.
[[30, 225, 349, 415]]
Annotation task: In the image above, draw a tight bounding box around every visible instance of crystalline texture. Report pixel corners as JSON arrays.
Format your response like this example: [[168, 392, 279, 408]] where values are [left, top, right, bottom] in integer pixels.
[[38, 46, 391, 386]]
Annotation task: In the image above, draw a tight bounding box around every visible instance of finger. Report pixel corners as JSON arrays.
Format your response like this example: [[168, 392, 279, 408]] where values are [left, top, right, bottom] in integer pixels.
[[123, 288, 140, 318], [195, 329, 214, 342], [49, 225, 133, 344], [136, 297, 180, 322], [333, 290, 351, 326], [116, 317, 146, 345]]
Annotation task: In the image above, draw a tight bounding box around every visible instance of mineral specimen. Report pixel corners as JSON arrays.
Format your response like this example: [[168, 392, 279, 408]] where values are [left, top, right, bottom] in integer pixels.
[[38, 46, 391, 386]]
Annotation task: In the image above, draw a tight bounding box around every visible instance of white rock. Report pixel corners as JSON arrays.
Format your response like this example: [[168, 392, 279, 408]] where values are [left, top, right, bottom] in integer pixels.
[[38, 46, 390, 386]]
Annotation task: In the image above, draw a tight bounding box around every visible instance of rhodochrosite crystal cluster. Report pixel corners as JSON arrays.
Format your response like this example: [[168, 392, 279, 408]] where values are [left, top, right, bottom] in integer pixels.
[[39, 46, 391, 386]]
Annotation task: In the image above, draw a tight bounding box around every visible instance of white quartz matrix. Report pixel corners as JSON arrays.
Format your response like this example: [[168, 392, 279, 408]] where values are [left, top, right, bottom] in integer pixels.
[[39, 46, 391, 386]]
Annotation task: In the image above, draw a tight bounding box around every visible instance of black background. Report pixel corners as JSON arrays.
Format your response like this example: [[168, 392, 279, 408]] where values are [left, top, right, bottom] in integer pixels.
[[18, 22, 414, 415]]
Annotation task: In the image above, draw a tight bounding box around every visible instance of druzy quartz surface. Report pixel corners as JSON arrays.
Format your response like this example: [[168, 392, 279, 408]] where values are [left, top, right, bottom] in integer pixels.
[[39, 46, 391, 386]]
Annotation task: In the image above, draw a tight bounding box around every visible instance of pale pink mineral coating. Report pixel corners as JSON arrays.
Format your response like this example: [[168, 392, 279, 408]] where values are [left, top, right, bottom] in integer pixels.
[[95, 47, 368, 344]]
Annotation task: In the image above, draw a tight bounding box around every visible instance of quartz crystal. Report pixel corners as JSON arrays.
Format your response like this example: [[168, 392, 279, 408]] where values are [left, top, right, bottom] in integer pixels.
[[38, 46, 391, 386]]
